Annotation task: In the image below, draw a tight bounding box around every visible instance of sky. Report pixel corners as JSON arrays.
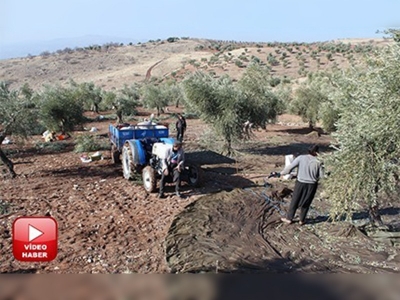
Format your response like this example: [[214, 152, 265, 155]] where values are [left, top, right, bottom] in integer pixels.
[[1, 0, 400, 57]]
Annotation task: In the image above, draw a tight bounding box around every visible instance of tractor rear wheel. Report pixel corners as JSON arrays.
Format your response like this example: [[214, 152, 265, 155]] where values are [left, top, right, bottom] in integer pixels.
[[186, 164, 203, 187], [142, 166, 157, 193]]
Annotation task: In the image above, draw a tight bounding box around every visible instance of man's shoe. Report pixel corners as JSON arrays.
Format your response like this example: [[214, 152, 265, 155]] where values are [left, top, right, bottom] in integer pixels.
[[176, 192, 186, 199], [158, 193, 166, 199], [280, 217, 292, 224]]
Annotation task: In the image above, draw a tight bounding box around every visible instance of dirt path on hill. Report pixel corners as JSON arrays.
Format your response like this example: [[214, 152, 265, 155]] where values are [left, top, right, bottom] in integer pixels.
[[145, 59, 164, 81]]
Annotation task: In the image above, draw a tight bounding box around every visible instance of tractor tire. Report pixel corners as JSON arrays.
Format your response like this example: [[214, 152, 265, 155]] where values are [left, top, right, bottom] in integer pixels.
[[111, 144, 121, 164], [122, 143, 138, 180], [122, 140, 147, 179], [185, 164, 203, 187], [142, 166, 157, 193]]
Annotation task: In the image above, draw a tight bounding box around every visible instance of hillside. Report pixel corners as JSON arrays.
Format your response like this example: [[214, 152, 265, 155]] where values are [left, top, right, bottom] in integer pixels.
[[0, 37, 392, 91]]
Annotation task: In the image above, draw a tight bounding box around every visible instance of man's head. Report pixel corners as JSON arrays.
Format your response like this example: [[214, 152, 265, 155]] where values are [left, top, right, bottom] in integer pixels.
[[308, 144, 319, 156], [173, 141, 182, 150]]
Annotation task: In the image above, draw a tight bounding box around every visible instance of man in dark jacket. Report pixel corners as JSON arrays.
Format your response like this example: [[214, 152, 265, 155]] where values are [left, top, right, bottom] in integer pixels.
[[158, 141, 185, 199], [176, 114, 187, 142], [280, 145, 324, 225]]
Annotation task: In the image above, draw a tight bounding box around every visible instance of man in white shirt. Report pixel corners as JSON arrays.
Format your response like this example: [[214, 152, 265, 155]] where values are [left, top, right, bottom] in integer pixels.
[[159, 141, 185, 199]]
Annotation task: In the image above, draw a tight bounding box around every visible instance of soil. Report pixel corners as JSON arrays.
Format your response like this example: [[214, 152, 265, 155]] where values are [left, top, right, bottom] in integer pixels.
[[1, 110, 399, 274]]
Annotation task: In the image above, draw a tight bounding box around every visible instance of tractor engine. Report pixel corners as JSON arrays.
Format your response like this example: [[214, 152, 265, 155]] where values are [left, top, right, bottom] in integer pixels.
[[149, 142, 173, 175]]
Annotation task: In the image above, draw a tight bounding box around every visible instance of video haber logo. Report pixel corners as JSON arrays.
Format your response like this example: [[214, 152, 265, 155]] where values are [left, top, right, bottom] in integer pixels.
[[13, 217, 58, 262]]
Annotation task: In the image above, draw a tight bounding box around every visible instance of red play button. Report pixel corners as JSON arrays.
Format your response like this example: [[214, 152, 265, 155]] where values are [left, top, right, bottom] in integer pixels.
[[13, 217, 58, 262], [28, 225, 44, 242]]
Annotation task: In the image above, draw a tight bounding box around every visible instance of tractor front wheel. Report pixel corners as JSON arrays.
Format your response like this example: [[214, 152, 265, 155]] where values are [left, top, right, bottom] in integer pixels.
[[122, 144, 137, 179], [142, 166, 157, 193]]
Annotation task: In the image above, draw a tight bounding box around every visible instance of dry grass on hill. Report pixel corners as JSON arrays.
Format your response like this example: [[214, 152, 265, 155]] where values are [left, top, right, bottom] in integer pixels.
[[0, 38, 392, 91]]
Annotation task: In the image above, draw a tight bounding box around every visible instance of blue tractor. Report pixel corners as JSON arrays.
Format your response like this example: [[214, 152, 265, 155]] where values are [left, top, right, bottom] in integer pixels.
[[109, 123, 202, 193]]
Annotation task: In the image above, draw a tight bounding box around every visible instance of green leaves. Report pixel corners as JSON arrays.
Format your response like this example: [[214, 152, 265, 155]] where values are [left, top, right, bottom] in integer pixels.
[[182, 72, 242, 153], [324, 44, 400, 219], [182, 67, 283, 154], [103, 84, 140, 122], [238, 64, 283, 127], [68, 80, 103, 112], [290, 84, 328, 129], [0, 82, 40, 137], [141, 84, 169, 116], [38, 85, 86, 133]]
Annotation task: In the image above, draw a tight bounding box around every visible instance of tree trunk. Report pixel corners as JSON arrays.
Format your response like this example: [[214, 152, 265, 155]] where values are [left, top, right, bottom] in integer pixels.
[[308, 121, 314, 129], [94, 103, 99, 114], [60, 119, 66, 134], [369, 186, 383, 226], [0, 136, 16, 178], [116, 110, 123, 124], [368, 204, 383, 226], [224, 138, 232, 156]]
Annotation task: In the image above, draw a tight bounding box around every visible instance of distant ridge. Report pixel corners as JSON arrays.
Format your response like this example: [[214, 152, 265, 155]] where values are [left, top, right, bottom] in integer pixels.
[[0, 35, 143, 60]]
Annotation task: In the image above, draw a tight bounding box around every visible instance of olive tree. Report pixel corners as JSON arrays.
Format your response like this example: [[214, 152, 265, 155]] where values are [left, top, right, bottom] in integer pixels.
[[69, 80, 103, 113], [104, 85, 140, 124], [237, 63, 284, 129], [289, 85, 328, 129], [183, 67, 284, 153], [324, 44, 400, 223], [384, 28, 400, 43], [307, 71, 345, 132], [161, 81, 185, 108], [39, 85, 86, 133], [183, 72, 242, 154], [0, 82, 39, 177], [141, 84, 170, 116]]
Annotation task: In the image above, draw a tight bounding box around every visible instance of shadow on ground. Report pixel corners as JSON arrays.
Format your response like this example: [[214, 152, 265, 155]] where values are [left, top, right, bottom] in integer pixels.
[[307, 206, 400, 226], [5, 141, 75, 158], [184, 150, 254, 192], [42, 164, 122, 179], [1, 268, 38, 274], [240, 142, 332, 156], [274, 126, 326, 135], [185, 150, 236, 165]]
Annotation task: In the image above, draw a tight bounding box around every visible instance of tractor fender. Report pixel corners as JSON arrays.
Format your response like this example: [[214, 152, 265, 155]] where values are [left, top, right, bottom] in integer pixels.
[[159, 137, 175, 145], [125, 139, 147, 166]]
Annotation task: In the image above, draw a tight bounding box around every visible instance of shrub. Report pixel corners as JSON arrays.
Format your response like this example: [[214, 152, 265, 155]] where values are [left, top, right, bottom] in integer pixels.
[[267, 54, 279, 66], [235, 60, 244, 68], [251, 56, 261, 64], [269, 77, 281, 87], [74, 134, 109, 153], [35, 141, 70, 153], [40, 51, 51, 57], [0, 200, 11, 215]]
